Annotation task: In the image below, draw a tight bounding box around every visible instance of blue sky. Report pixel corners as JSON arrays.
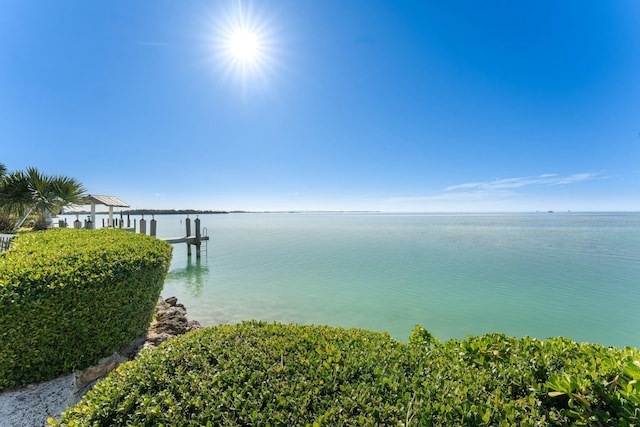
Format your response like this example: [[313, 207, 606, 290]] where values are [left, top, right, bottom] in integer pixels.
[[1, 1, 639, 212]]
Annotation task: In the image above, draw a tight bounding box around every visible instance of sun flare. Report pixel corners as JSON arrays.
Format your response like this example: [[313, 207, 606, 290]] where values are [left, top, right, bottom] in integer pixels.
[[211, 3, 276, 86], [227, 29, 261, 63]]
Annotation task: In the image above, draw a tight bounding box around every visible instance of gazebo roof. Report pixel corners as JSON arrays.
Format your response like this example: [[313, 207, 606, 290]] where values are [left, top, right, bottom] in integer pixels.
[[83, 194, 130, 208]]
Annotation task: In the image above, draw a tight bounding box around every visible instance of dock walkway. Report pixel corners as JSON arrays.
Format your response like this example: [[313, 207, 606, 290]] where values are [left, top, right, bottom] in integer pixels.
[[162, 235, 210, 244], [159, 217, 208, 258]]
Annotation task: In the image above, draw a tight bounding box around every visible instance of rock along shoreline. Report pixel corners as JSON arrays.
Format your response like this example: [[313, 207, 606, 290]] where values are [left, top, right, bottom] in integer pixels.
[[0, 297, 201, 427]]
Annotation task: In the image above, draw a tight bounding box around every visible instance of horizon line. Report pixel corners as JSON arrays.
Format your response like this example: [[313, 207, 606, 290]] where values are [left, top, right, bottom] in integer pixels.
[[60, 209, 640, 215]]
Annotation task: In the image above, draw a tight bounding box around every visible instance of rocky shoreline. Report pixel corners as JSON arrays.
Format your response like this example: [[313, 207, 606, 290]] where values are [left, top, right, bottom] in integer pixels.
[[143, 296, 202, 350], [0, 297, 201, 427]]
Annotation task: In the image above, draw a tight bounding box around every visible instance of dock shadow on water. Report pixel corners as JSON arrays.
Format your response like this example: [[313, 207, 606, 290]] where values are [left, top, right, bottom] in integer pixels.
[[165, 257, 209, 298]]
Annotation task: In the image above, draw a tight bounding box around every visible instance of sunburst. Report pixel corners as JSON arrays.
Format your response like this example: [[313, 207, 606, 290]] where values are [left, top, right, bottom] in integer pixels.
[[211, 2, 276, 87]]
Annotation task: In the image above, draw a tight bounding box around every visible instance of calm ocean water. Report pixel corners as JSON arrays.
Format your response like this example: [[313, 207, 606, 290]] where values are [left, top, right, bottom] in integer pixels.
[[64, 212, 640, 348]]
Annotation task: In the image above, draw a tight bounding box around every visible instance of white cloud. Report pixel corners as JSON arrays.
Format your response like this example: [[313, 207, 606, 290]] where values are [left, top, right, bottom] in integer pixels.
[[389, 172, 605, 205], [445, 172, 603, 192]]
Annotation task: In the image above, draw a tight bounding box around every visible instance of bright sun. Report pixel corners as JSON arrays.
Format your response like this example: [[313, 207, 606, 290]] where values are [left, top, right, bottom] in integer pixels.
[[212, 3, 275, 86], [228, 29, 261, 63]]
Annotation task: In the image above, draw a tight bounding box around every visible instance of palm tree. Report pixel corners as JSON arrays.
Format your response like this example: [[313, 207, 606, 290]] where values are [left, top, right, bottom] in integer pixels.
[[0, 162, 13, 231], [0, 166, 86, 230]]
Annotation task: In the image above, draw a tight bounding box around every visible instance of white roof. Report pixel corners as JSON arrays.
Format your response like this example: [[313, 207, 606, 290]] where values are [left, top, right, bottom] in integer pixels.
[[84, 194, 130, 208]]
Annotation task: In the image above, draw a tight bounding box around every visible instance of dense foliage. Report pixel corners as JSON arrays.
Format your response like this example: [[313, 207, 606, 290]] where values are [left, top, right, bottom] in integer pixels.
[[0, 213, 14, 233], [0, 229, 172, 391], [0, 162, 86, 230], [53, 321, 640, 426]]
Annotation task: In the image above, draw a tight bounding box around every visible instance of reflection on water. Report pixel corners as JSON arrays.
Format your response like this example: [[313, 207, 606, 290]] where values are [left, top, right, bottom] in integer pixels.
[[166, 257, 209, 297]]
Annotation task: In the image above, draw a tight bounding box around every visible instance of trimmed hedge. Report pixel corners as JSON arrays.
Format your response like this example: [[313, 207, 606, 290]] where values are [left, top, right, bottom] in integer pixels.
[[53, 322, 640, 426], [0, 229, 172, 391], [409, 328, 640, 425]]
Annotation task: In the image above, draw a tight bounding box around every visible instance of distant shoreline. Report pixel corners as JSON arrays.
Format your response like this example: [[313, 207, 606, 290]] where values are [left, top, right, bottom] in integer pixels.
[[63, 209, 382, 215], [62, 209, 639, 216], [64, 209, 231, 215]]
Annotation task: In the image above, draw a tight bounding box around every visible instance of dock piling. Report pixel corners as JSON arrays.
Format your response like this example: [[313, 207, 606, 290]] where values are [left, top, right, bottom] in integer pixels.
[[150, 215, 157, 237], [140, 216, 146, 235], [161, 215, 209, 258], [195, 217, 202, 258]]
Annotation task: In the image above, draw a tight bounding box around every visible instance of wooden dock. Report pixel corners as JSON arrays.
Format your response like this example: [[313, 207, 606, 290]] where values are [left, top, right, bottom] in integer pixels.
[[162, 235, 210, 244], [159, 217, 208, 258]]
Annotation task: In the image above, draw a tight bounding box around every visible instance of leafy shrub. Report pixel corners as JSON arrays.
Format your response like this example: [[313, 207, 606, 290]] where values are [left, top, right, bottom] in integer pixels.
[[54, 322, 412, 426], [0, 213, 14, 233], [0, 229, 172, 391], [31, 215, 49, 231], [53, 321, 640, 426], [409, 334, 640, 425]]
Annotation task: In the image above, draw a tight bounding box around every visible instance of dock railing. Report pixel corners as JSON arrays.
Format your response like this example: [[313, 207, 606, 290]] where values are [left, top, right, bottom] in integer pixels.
[[160, 217, 209, 258], [0, 234, 15, 253]]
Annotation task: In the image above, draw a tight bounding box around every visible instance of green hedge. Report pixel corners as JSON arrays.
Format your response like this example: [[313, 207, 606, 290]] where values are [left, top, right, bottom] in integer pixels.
[[0, 229, 172, 391], [53, 322, 640, 426]]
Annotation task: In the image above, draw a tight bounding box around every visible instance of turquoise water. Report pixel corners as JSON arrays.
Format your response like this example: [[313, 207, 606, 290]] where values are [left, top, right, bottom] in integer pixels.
[[65, 212, 640, 347]]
